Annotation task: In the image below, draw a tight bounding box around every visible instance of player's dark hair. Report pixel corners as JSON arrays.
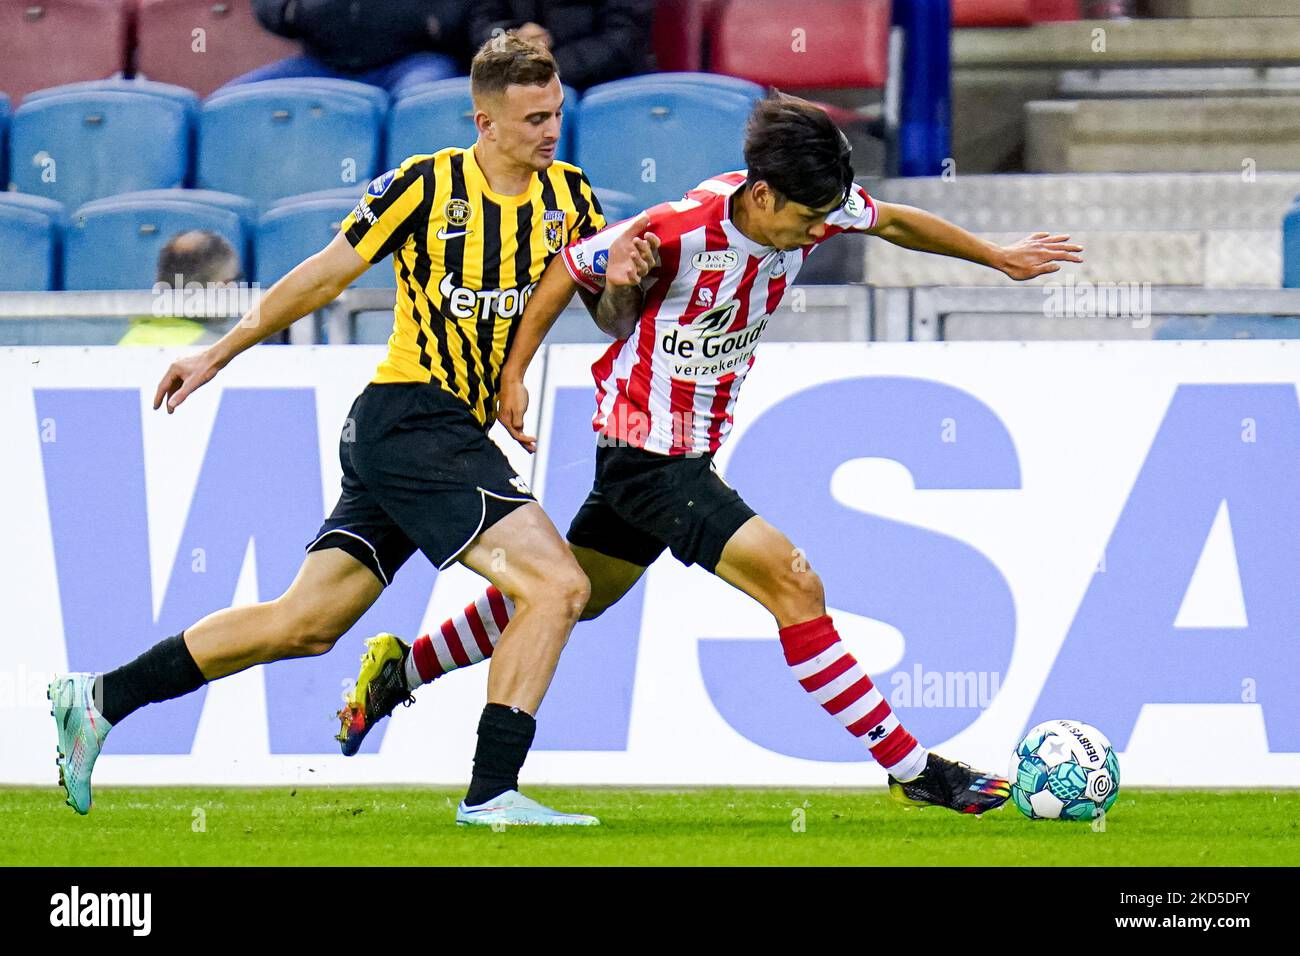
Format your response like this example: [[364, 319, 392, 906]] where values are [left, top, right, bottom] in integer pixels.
[[743, 91, 855, 210], [155, 230, 240, 287], [470, 32, 559, 100]]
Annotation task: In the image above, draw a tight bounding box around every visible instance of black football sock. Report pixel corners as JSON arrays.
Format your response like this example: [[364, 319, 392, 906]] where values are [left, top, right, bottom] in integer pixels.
[[464, 702, 537, 806], [96, 632, 208, 726]]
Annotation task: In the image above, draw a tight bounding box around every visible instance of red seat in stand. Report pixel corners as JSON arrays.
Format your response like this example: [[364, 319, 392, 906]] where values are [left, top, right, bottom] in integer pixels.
[[0, 0, 130, 102], [952, 0, 1033, 27], [135, 0, 300, 97], [710, 0, 890, 90]]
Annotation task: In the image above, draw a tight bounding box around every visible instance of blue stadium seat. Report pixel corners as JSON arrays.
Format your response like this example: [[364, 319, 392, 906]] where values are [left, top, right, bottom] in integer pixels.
[[387, 78, 580, 168], [386, 79, 475, 169], [9, 90, 192, 210], [1284, 194, 1300, 288], [109, 188, 258, 233], [575, 85, 750, 209], [198, 79, 386, 211], [587, 73, 765, 105], [63, 192, 249, 290], [0, 94, 10, 191], [559, 83, 581, 162], [0, 193, 65, 290], [258, 189, 395, 289], [233, 77, 390, 115], [22, 79, 200, 118], [593, 187, 640, 224]]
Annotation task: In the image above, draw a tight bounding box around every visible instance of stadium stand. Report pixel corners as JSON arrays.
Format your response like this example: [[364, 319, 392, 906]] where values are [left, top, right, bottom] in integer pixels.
[[62, 191, 251, 290], [9, 87, 192, 210], [953, 11, 1300, 172], [1026, 96, 1300, 173], [257, 189, 395, 289], [0, 0, 130, 103], [575, 83, 750, 209], [863, 172, 1300, 289], [134, 0, 301, 97], [197, 79, 386, 210], [2, 1, 1298, 347], [0, 192, 64, 291]]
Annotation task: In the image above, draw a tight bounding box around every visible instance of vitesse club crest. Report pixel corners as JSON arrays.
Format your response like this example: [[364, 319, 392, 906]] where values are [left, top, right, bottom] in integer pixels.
[[445, 198, 472, 227], [543, 209, 566, 253]]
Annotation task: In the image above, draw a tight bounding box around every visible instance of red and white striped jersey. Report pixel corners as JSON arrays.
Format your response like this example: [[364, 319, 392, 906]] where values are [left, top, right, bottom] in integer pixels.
[[562, 171, 878, 456]]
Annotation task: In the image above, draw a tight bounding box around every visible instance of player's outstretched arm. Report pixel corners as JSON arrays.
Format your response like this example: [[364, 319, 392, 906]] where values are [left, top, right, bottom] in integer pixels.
[[497, 254, 582, 452], [153, 231, 370, 414], [866, 200, 1083, 281]]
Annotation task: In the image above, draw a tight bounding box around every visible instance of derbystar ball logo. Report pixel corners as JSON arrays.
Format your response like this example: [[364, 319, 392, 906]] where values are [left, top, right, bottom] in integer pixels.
[[1066, 724, 1101, 765], [692, 249, 740, 272]]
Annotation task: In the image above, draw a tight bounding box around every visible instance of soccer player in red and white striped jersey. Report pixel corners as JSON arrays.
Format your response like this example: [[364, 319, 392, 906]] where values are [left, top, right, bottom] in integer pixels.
[[565, 167, 872, 456], [340, 93, 1083, 813]]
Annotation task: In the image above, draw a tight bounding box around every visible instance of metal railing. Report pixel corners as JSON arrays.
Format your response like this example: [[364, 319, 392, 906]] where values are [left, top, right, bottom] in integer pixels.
[[5, 285, 1300, 346], [906, 286, 1300, 341]]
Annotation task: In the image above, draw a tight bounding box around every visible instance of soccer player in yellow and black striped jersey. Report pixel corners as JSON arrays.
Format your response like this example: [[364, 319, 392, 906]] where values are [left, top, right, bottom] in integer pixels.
[[53, 35, 607, 827], [342, 138, 603, 425]]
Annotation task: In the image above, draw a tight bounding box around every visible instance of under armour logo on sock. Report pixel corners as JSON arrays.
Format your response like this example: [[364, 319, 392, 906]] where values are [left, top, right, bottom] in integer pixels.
[[867, 725, 887, 741]]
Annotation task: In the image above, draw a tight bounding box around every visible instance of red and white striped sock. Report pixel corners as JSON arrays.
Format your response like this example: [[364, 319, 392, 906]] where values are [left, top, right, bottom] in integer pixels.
[[405, 586, 513, 689], [779, 614, 928, 781]]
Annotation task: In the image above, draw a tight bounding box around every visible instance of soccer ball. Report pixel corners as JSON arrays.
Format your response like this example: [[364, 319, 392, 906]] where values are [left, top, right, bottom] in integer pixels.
[[1010, 719, 1120, 821]]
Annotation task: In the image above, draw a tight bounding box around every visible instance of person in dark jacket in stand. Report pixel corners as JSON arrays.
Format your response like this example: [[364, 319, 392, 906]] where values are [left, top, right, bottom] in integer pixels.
[[469, 0, 654, 91], [223, 0, 471, 95]]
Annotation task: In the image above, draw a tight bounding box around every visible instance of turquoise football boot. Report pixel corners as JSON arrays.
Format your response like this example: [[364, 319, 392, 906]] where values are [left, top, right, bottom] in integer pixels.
[[48, 673, 112, 815], [455, 790, 600, 827]]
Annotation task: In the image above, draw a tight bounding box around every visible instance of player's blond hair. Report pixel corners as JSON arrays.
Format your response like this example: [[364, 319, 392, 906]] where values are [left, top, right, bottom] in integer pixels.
[[470, 32, 559, 101]]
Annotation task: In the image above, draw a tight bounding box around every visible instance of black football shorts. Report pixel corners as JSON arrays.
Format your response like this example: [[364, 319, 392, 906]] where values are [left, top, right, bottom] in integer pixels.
[[565, 442, 757, 573], [307, 382, 534, 585]]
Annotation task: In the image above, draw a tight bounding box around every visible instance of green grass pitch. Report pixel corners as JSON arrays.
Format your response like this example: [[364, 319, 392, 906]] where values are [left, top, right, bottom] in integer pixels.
[[2, 787, 1297, 867]]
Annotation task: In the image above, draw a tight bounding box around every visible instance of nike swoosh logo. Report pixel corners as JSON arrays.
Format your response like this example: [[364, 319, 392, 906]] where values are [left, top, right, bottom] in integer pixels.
[[436, 228, 471, 240]]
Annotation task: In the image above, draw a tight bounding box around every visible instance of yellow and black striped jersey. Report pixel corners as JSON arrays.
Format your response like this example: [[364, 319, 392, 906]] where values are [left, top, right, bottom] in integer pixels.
[[341, 146, 605, 425]]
